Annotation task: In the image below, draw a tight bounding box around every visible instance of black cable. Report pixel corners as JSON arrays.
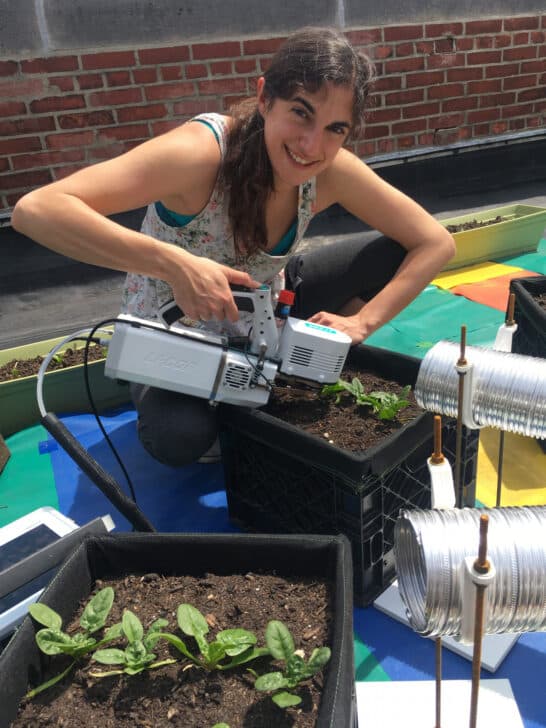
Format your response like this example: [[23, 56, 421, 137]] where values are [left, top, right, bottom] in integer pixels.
[[82, 314, 235, 504], [80, 315, 275, 511], [83, 318, 139, 505], [242, 326, 276, 389]]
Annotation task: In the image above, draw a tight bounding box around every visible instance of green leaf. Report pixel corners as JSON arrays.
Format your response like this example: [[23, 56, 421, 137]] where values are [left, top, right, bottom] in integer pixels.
[[254, 671, 290, 692], [25, 660, 77, 699], [307, 646, 331, 674], [177, 604, 209, 639], [141, 618, 169, 650], [272, 691, 302, 708], [28, 603, 63, 631], [177, 604, 210, 656], [351, 377, 364, 397], [158, 632, 197, 662], [126, 640, 148, 663], [126, 648, 155, 669], [149, 617, 169, 633], [205, 640, 226, 667], [223, 646, 270, 669], [103, 622, 123, 641], [122, 610, 144, 643], [124, 665, 147, 675], [143, 632, 161, 651], [285, 653, 307, 687], [216, 629, 257, 656], [212, 724, 230, 728], [92, 648, 127, 666], [265, 620, 294, 661], [80, 587, 115, 633], [35, 629, 77, 655], [73, 637, 97, 656]]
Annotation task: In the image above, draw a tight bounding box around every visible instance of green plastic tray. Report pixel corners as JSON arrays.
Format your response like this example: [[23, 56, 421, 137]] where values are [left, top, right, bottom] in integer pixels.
[[0, 336, 129, 437], [440, 204, 546, 271]]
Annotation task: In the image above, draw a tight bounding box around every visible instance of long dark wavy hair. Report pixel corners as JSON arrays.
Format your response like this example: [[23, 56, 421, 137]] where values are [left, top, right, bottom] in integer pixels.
[[219, 27, 375, 257]]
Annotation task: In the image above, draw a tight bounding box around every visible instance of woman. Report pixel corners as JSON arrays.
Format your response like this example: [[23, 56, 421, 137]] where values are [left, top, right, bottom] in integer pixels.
[[12, 27, 455, 465]]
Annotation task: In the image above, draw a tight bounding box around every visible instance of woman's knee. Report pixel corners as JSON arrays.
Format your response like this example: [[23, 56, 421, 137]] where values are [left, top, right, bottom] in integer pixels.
[[132, 385, 219, 466]]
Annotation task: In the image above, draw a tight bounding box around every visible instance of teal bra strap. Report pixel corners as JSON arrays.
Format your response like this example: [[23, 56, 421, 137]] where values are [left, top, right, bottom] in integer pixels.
[[269, 219, 298, 256], [156, 114, 297, 251], [193, 117, 220, 145], [155, 201, 195, 227]]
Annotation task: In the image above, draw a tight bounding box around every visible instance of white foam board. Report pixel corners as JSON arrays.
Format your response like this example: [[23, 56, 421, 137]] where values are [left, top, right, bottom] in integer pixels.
[[357, 679, 524, 728], [374, 581, 520, 672]]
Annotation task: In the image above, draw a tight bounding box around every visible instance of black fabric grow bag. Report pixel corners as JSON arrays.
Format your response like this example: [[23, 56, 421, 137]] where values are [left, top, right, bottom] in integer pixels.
[[220, 344, 479, 605], [0, 532, 356, 728]]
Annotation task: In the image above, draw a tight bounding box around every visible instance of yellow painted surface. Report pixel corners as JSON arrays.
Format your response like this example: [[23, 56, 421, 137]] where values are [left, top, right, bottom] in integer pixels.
[[476, 427, 546, 507], [432, 262, 524, 289]]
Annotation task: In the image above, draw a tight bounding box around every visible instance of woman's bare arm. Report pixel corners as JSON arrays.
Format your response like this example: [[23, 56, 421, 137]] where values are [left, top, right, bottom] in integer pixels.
[[11, 122, 260, 321], [311, 149, 456, 343]]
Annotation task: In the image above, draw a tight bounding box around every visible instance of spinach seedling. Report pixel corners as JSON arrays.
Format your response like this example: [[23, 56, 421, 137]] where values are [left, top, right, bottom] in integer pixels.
[[159, 603, 268, 671], [322, 377, 411, 420], [27, 587, 120, 697], [253, 620, 331, 708], [91, 609, 173, 676]]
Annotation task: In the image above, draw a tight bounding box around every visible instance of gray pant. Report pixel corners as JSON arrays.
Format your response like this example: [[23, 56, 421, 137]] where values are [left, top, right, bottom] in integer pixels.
[[131, 234, 405, 466]]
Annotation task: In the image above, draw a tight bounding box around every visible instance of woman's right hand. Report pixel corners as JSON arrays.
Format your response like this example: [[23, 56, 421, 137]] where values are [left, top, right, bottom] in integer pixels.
[[168, 250, 262, 323]]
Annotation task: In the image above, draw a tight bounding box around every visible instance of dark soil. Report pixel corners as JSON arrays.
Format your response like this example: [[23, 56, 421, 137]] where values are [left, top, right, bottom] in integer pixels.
[[445, 215, 506, 233], [13, 571, 332, 728], [532, 292, 546, 312], [264, 366, 422, 453], [0, 344, 106, 383], [0, 345, 422, 453]]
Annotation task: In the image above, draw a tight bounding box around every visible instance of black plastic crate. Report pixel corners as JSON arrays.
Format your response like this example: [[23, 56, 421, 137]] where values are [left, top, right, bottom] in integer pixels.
[[510, 275, 546, 359], [509, 275, 546, 453], [221, 345, 479, 606]]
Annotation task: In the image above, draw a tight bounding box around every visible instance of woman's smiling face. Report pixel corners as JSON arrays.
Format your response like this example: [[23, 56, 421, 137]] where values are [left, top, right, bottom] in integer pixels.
[[257, 77, 354, 191]]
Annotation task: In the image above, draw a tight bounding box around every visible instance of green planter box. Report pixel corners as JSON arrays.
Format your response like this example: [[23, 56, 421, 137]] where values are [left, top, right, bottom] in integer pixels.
[[0, 336, 130, 437], [440, 204, 546, 271]]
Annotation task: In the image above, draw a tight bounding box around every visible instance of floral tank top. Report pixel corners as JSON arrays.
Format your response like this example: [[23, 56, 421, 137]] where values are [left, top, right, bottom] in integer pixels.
[[120, 113, 317, 336]]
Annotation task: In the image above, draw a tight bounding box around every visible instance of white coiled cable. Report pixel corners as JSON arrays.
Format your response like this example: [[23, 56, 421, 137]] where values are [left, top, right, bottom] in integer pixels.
[[36, 328, 112, 417], [414, 341, 546, 438], [394, 506, 546, 638]]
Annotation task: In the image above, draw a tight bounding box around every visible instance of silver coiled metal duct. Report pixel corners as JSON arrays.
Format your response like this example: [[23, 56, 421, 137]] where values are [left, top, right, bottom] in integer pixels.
[[414, 341, 546, 439], [394, 506, 546, 637]]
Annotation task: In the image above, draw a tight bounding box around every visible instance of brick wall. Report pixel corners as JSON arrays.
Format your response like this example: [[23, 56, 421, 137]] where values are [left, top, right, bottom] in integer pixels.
[[1, 15, 544, 214]]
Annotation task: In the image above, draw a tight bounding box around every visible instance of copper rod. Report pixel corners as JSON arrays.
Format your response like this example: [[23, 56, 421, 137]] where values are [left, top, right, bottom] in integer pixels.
[[435, 637, 442, 728], [496, 294, 515, 507], [495, 432, 505, 507], [506, 292, 516, 326], [469, 515, 490, 728], [430, 415, 445, 464]]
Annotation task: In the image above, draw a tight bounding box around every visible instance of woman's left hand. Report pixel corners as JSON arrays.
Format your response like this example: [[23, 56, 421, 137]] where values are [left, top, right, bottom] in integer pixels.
[[307, 311, 367, 346]]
